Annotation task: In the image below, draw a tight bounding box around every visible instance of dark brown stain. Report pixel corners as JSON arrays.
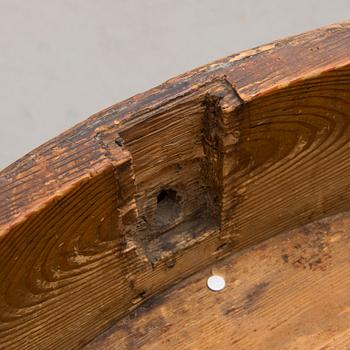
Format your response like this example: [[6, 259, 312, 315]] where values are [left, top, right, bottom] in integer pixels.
[[224, 281, 270, 316], [129, 316, 172, 350], [243, 281, 270, 311], [128, 293, 167, 321], [84, 294, 169, 349], [281, 254, 289, 263], [282, 219, 334, 271]]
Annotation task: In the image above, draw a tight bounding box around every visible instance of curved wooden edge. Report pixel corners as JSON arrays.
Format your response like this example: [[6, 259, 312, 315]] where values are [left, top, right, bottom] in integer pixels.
[[1, 21, 350, 234], [1, 22, 350, 349]]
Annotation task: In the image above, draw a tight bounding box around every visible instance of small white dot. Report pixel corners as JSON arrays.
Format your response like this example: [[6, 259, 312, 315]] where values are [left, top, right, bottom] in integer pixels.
[[207, 275, 226, 292]]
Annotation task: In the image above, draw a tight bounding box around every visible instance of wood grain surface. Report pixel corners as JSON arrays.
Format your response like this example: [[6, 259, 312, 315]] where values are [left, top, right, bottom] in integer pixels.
[[86, 211, 350, 350], [1, 22, 350, 349]]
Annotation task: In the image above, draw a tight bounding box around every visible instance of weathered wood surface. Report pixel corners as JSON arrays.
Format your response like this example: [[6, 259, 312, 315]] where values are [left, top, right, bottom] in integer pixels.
[[1, 22, 350, 349], [86, 211, 350, 350]]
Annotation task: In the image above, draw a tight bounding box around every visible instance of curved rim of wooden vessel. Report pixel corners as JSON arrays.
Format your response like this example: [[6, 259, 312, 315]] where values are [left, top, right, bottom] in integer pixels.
[[1, 21, 350, 349]]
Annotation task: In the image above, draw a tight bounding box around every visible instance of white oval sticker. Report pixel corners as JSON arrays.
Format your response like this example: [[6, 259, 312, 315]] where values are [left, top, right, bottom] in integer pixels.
[[207, 275, 226, 292]]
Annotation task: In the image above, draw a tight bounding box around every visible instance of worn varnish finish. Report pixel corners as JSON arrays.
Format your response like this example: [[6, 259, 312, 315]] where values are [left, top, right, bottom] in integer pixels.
[[1, 23, 350, 349], [86, 211, 350, 350]]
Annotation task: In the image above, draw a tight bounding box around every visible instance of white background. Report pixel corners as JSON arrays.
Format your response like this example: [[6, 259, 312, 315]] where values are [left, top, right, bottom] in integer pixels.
[[0, 0, 348, 169]]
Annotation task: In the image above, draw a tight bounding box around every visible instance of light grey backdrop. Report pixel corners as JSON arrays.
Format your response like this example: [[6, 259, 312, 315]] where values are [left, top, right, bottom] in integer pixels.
[[0, 0, 348, 170]]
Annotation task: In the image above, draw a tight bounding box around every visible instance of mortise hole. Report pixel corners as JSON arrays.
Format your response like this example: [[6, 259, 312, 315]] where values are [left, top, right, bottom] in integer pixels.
[[157, 189, 178, 203], [155, 189, 180, 227]]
